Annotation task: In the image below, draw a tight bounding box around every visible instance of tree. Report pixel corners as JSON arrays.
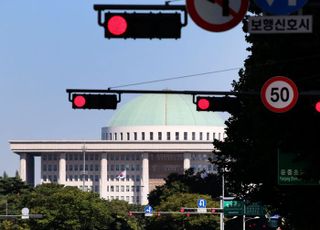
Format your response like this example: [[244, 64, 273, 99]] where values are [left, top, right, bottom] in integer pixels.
[[146, 193, 219, 230], [23, 184, 113, 230], [0, 183, 144, 230], [214, 1, 320, 229], [2, 171, 8, 179], [148, 169, 222, 207], [0, 176, 31, 196]]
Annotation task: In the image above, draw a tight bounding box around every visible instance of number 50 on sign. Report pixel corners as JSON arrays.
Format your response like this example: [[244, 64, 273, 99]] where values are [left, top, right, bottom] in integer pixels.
[[261, 76, 299, 113]]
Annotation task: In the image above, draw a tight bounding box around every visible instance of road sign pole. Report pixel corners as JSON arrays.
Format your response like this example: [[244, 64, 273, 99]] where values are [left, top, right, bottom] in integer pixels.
[[220, 171, 225, 230]]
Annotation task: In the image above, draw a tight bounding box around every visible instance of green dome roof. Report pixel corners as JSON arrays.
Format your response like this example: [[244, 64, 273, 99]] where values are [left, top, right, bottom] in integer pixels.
[[108, 94, 225, 127]]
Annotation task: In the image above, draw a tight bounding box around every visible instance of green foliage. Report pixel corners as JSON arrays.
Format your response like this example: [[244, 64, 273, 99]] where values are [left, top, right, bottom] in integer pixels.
[[146, 193, 219, 230], [214, 2, 320, 229], [24, 184, 112, 230], [0, 176, 31, 196], [0, 181, 144, 230], [148, 169, 222, 207]]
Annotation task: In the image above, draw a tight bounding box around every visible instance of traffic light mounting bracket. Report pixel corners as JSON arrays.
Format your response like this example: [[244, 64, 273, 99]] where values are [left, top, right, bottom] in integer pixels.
[[93, 4, 188, 29]]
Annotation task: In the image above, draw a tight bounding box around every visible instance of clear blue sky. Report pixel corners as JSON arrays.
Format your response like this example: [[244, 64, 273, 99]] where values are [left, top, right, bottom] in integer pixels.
[[0, 0, 248, 177]]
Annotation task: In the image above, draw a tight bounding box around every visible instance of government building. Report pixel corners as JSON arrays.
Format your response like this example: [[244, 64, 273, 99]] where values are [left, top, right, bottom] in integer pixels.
[[10, 94, 226, 205]]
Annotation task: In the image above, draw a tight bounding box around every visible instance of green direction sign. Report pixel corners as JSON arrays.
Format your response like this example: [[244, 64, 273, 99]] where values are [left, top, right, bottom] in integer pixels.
[[224, 200, 244, 216], [245, 202, 265, 216], [278, 150, 320, 186]]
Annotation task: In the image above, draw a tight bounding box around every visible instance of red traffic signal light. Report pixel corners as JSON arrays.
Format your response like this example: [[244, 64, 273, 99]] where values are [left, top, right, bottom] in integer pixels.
[[72, 94, 118, 110], [104, 12, 182, 39], [107, 15, 128, 36], [196, 96, 241, 113], [315, 100, 320, 113]]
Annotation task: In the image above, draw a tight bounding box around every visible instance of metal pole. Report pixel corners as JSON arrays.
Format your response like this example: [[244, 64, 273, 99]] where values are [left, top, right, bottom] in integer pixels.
[[82, 145, 86, 192], [243, 214, 246, 230], [243, 202, 246, 230], [220, 169, 225, 230]]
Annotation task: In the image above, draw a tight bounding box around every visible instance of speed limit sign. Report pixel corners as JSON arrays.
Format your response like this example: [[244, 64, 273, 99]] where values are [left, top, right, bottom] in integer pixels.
[[261, 76, 299, 113]]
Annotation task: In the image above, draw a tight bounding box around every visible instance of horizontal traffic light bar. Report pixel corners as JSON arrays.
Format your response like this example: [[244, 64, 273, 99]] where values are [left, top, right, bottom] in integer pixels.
[[67, 89, 247, 110], [93, 4, 187, 39], [66, 88, 320, 112]]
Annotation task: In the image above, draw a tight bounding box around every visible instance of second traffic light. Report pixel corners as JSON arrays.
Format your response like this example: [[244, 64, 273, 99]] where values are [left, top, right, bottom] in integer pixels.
[[196, 96, 241, 113], [72, 94, 118, 110], [104, 12, 182, 39]]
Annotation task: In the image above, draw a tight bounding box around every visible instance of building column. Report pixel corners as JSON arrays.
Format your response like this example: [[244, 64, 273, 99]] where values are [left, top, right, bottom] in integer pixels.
[[20, 153, 35, 186], [100, 153, 108, 199], [141, 152, 149, 205], [19, 153, 27, 182], [26, 155, 35, 186], [183, 152, 191, 172], [58, 153, 66, 184]]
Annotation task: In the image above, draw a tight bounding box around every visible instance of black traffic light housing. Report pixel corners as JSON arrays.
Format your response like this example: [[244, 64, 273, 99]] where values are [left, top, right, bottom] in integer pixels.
[[94, 4, 187, 39], [104, 12, 182, 39], [196, 96, 241, 113], [72, 94, 118, 110]]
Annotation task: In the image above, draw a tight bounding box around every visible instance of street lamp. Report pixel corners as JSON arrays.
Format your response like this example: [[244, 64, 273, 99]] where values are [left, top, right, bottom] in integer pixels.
[[82, 144, 87, 192]]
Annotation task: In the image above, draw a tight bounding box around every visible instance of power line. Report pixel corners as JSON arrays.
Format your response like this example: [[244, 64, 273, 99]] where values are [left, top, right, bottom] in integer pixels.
[[109, 53, 320, 89], [109, 67, 241, 89]]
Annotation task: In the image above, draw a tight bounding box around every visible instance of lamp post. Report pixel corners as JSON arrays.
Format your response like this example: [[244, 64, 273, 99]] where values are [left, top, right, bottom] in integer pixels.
[[243, 216, 260, 230], [82, 144, 86, 192], [220, 168, 225, 230]]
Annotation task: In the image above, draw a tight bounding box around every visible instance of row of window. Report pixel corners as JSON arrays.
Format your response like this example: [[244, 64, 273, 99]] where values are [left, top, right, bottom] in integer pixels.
[[43, 153, 215, 163], [191, 153, 215, 161], [106, 196, 140, 204], [79, 185, 99, 193], [43, 164, 216, 175], [107, 185, 141, 193], [107, 174, 141, 182], [190, 165, 217, 172], [43, 164, 142, 172], [43, 175, 58, 182], [105, 131, 224, 141], [42, 174, 142, 182], [42, 153, 101, 161], [66, 153, 100, 161], [107, 153, 141, 161]]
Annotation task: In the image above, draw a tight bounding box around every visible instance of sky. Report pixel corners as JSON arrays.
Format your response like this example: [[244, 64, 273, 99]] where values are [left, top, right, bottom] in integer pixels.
[[0, 0, 248, 177]]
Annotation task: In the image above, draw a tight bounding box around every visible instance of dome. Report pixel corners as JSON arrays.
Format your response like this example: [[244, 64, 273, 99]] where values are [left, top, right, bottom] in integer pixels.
[[108, 94, 225, 127]]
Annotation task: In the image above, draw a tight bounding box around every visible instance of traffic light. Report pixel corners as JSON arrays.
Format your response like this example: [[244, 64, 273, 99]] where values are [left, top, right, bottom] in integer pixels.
[[103, 12, 182, 39], [313, 98, 320, 112], [72, 94, 118, 110], [297, 96, 320, 114], [196, 96, 241, 113]]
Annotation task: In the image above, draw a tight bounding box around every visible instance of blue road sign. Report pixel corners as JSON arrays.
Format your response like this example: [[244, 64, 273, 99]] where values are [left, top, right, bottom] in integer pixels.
[[197, 199, 207, 208], [144, 205, 153, 214], [254, 0, 308, 15]]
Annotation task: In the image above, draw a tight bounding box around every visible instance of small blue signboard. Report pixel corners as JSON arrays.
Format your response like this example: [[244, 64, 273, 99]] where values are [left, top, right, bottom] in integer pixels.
[[197, 199, 207, 208], [144, 205, 153, 216], [254, 0, 308, 15]]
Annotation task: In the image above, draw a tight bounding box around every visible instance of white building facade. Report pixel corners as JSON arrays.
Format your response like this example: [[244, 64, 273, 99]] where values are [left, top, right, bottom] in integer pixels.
[[10, 94, 226, 205]]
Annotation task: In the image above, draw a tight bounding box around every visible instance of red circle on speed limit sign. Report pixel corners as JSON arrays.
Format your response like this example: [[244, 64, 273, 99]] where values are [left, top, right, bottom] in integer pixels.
[[261, 76, 299, 113]]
